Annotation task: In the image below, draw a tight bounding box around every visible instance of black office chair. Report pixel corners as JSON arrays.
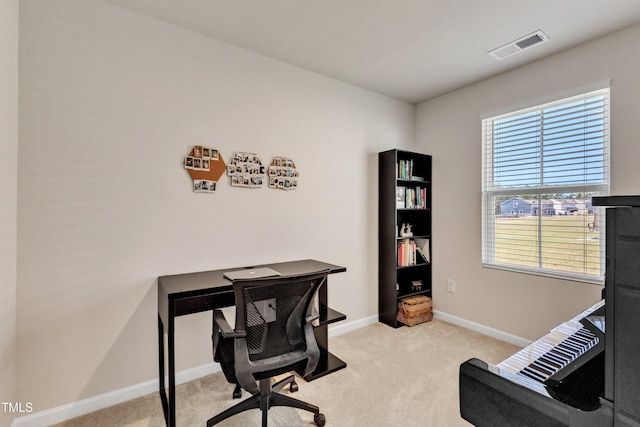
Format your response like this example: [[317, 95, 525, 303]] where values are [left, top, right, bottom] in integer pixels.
[[207, 270, 329, 427]]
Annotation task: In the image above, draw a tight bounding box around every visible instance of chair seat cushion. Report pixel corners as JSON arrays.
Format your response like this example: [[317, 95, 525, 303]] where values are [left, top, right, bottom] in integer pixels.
[[216, 336, 309, 386]]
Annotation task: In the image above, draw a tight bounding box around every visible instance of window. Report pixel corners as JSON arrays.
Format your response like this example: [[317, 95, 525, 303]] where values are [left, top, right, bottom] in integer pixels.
[[482, 87, 609, 283]]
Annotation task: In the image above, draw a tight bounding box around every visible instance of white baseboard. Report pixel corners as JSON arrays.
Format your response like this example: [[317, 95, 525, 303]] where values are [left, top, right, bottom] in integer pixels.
[[11, 363, 221, 427], [433, 309, 531, 348], [328, 314, 378, 337], [11, 316, 376, 427]]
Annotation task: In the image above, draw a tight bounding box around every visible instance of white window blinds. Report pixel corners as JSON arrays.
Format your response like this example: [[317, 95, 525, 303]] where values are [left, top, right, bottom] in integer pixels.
[[482, 87, 609, 283]]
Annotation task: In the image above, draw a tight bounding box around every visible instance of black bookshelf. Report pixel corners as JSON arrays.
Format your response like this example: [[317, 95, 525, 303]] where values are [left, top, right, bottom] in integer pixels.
[[378, 149, 432, 328]]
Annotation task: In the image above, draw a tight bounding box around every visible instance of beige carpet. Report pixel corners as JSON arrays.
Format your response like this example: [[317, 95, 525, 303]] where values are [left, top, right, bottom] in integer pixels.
[[52, 319, 519, 427]]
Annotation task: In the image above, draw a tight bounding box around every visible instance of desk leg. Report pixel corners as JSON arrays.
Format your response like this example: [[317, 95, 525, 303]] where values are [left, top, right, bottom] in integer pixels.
[[158, 315, 169, 422], [158, 313, 177, 427], [168, 313, 176, 427]]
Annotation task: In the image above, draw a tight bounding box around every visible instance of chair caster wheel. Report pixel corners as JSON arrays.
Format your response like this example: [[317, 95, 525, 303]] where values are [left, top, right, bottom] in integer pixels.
[[232, 384, 242, 399], [289, 380, 299, 393], [314, 413, 326, 426]]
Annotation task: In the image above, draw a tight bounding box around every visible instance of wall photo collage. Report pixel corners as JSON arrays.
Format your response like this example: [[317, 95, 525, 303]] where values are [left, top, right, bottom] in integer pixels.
[[268, 157, 299, 190], [183, 147, 299, 193], [183, 145, 226, 194], [227, 152, 266, 188]]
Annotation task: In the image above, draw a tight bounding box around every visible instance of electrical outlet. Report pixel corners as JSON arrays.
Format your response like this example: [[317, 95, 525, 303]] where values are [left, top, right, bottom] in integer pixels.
[[447, 279, 456, 293]]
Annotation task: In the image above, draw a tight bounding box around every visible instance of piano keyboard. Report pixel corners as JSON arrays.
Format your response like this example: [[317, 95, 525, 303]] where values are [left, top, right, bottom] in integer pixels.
[[497, 300, 604, 390]]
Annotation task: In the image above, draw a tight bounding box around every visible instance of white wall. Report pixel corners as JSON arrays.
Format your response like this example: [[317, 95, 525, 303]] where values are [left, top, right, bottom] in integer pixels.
[[17, 0, 413, 414], [1, 0, 19, 425], [416, 24, 640, 341]]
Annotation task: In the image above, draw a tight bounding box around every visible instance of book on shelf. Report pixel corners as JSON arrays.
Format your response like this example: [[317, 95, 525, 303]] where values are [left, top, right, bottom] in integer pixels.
[[396, 186, 428, 209], [409, 187, 428, 209], [415, 238, 430, 263], [397, 159, 414, 180], [397, 238, 430, 267], [416, 247, 429, 264], [397, 239, 416, 267], [396, 187, 406, 209], [405, 188, 414, 209]]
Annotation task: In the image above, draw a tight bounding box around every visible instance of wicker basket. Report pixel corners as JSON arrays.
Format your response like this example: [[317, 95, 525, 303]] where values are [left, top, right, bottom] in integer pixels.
[[397, 296, 433, 326]]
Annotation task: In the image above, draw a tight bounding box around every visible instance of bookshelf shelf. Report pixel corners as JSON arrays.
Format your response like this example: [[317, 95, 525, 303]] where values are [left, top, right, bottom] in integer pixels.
[[379, 149, 432, 328], [397, 262, 430, 269]]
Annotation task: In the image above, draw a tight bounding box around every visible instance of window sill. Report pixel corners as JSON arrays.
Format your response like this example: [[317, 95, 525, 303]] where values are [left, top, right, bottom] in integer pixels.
[[482, 262, 604, 286]]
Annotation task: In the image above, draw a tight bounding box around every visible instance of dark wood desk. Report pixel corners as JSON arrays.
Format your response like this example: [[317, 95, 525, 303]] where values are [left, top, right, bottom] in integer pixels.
[[158, 259, 347, 427]]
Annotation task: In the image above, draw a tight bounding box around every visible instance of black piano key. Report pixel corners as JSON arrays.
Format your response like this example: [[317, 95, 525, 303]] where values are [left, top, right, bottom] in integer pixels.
[[562, 340, 582, 351], [530, 361, 554, 377], [538, 355, 562, 370], [534, 359, 558, 374], [570, 332, 594, 347], [557, 341, 582, 354], [546, 351, 569, 366], [520, 367, 547, 382], [551, 345, 576, 360], [532, 364, 554, 377], [568, 335, 590, 347]]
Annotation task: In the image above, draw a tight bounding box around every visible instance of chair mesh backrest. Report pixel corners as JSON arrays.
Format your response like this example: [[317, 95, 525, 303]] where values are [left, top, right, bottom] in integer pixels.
[[236, 274, 323, 362]]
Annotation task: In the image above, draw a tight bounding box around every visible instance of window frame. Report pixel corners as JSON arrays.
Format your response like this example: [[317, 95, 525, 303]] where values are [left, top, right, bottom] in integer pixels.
[[481, 86, 610, 284]]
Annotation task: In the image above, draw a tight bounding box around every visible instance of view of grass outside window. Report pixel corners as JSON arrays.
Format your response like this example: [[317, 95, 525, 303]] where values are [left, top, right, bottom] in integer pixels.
[[482, 86, 609, 283]]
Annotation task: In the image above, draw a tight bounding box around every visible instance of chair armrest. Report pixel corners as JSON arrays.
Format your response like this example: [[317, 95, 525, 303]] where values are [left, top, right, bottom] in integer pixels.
[[213, 310, 245, 338]]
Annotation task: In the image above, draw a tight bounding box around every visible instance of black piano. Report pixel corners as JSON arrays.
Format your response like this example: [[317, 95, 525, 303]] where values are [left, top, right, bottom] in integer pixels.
[[459, 196, 640, 427]]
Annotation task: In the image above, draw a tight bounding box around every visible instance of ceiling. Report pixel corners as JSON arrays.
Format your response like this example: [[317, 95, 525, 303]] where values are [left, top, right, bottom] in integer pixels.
[[105, 0, 640, 104]]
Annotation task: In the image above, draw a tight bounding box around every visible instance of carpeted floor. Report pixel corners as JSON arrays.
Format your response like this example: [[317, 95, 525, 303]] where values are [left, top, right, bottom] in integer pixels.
[[52, 319, 519, 427]]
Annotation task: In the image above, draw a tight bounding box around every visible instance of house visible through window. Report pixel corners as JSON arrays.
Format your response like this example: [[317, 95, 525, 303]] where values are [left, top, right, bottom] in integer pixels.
[[481, 86, 610, 283]]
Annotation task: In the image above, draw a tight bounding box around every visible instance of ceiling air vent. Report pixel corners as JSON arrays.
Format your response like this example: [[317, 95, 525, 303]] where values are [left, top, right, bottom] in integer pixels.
[[488, 30, 550, 61]]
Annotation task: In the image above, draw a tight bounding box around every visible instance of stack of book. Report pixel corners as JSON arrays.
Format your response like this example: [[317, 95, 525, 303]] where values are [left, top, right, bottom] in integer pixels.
[[398, 239, 416, 267], [397, 238, 430, 267], [397, 160, 414, 180], [396, 186, 428, 209]]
